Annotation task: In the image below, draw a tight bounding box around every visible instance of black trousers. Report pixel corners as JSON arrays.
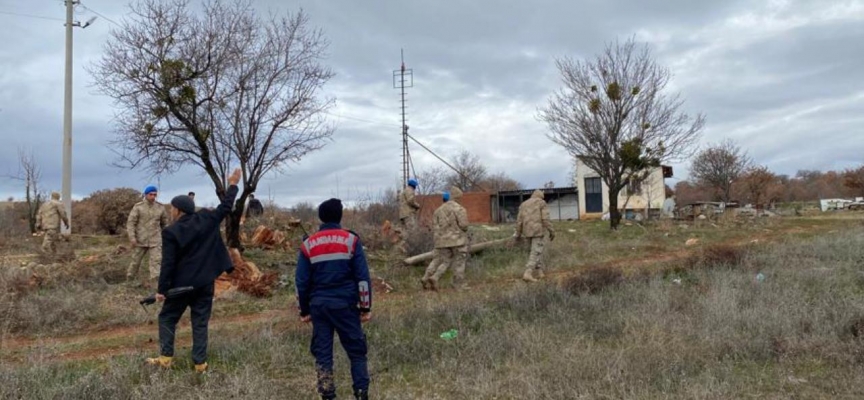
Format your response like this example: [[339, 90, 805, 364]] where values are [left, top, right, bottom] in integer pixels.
[[311, 304, 370, 398], [158, 284, 214, 365]]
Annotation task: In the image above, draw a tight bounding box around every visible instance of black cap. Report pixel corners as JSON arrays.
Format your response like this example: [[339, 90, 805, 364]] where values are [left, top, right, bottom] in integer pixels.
[[318, 198, 343, 224], [171, 195, 196, 215]]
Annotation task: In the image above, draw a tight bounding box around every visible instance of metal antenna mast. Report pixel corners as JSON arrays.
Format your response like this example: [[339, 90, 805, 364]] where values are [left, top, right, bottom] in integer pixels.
[[393, 49, 414, 185]]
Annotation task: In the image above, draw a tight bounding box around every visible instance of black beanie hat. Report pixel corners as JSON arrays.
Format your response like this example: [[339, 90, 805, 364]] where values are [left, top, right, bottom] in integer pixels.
[[318, 198, 343, 223], [171, 195, 196, 215]]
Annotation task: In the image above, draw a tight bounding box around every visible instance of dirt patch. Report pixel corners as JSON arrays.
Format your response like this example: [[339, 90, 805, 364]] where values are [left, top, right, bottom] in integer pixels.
[[563, 266, 625, 295], [687, 244, 748, 269]]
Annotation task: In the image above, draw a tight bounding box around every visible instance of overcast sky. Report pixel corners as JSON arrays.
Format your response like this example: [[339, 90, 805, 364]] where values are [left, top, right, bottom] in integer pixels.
[[1, 0, 862, 207]]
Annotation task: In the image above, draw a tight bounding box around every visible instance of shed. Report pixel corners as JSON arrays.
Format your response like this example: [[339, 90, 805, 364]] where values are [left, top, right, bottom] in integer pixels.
[[494, 187, 579, 223]]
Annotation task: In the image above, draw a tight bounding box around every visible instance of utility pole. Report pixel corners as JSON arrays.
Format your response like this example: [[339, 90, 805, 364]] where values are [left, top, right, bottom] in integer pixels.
[[61, 0, 75, 234], [61, 1, 94, 234], [392, 49, 414, 186]]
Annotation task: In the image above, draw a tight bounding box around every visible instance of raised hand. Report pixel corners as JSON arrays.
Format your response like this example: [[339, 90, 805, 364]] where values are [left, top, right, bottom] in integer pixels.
[[227, 168, 242, 186]]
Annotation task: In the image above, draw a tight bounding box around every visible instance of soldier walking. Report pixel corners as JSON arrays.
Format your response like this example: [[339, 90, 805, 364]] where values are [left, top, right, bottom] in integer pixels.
[[421, 187, 470, 290], [36, 191, 69, 255], [126, 185, 170, 288], [397, 178, 421, 256], [515, 189, 555, 282]]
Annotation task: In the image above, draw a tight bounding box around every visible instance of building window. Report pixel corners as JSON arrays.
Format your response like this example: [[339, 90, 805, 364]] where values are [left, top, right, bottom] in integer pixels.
[[585, 177, 602, 194], [627, 178, 643, 196]]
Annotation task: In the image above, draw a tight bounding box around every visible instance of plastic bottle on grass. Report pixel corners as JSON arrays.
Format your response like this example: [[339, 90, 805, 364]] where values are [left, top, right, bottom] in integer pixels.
[[440, 329, 459, 341]]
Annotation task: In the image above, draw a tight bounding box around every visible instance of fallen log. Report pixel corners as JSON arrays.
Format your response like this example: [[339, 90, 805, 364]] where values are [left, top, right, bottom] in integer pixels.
[[403, 237, 514, 265]]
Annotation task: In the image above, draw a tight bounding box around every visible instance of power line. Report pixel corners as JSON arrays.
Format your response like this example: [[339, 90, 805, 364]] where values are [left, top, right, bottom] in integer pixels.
[[0, 10, 64, 22], [325, 111, 399, 128], [78, 2, 120, 26], [406, 132, 486, 190]]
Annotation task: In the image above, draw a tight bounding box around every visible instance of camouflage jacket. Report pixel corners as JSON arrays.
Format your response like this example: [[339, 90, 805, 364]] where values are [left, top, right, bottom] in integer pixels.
[[399, 186, 421, 219], [516, 190, 554, 238], [433, 200, 469, 248], [36, 200, 68, 231], [126, 200, 170, 247]]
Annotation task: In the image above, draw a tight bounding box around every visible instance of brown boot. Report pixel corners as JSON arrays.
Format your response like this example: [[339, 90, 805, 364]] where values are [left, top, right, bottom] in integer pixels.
[[145, 355, 172, 369], [428, 277, 439, 291], [522, 269, 538, 283], [535, 269, 546, 280], [194, 362, 208, 373]]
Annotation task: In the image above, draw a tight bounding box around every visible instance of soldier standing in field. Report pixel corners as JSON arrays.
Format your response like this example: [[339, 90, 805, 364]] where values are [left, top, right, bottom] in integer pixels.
[[397, 178, 421, 256], [126, 185, 170, 288], [515, 189, 556, 282], [36, 191, 69, 255], [421, 187, 470, 291]]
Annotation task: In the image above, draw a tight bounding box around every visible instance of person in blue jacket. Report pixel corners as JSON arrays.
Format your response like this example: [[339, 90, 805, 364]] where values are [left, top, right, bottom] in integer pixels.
[[296, 198, 372, 400]]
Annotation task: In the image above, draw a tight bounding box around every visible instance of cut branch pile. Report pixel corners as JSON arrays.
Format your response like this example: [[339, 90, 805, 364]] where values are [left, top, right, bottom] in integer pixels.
[[215, 248, 278, 298]]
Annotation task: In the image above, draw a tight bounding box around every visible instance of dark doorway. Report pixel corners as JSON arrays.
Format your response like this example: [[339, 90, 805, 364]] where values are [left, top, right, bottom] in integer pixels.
[[585, 177, 603, 213]]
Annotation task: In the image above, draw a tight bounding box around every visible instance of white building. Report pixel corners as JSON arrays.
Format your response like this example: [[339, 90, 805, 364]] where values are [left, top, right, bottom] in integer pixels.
[[574, 159, 673, 218]]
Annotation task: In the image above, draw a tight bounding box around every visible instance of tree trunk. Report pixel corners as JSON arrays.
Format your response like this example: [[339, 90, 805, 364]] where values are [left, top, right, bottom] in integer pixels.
[[225, 191, 251, 250], [404, 238, 513, 265], [722, 184, 732, 204], [608, 188, 622, 230], [226, 206, 244, 250], [25, 190, 38, 234]]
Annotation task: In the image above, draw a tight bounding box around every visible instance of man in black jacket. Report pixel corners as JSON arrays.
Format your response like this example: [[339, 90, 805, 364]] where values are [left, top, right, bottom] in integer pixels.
[[145, 168, 241, 373]]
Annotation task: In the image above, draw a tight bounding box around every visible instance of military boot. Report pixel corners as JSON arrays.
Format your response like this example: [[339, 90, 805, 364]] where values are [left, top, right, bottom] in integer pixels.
[[535, 269, 546, 280], [522, 269, 538, 283], [420, 277, 430, 290], [354, 389, 369, 400], [428, 277, 439, 291]]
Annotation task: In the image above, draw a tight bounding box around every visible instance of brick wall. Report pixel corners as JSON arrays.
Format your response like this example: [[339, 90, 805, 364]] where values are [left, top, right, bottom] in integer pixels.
[[416, 192, 493, 226]]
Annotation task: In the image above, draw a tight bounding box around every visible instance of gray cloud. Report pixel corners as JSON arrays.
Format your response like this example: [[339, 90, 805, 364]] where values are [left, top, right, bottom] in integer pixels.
[[1, 0, 862, 207]]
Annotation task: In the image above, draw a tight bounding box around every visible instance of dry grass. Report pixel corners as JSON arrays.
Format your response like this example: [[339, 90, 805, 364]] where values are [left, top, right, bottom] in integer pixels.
[[2, 218, 864, 398], [564, 266, 625, 294]]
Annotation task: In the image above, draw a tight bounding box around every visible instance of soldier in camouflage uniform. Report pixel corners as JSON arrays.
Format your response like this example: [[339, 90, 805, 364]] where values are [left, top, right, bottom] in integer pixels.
[[126, 185, 170, 287], [515, 189, 555, 282], [421, 187, 470, 290], [36, 191, 69, 255], [397, 179, 421, 256]]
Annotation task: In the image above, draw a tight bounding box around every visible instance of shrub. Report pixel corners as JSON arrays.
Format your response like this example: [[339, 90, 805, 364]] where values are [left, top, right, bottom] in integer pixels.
[[0, 203, 29, 238], [74, 188, 142, 235]]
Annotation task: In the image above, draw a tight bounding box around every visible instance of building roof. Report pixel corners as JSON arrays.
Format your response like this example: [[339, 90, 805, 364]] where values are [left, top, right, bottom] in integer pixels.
[[497, 187, 578, 196]]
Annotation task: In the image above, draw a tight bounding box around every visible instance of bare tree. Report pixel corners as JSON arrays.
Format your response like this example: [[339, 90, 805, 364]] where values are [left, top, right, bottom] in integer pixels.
[[843, 165, 864, 197], [737, 165, 782, 213], [414, 166, 448, 195], [540, 38, 703, 229], [690, 139, 751, 203], [445, 150, 488, 192], [91, 0, 334, 247], [478, 172, 522, 193], [4, 148, 44, 234]]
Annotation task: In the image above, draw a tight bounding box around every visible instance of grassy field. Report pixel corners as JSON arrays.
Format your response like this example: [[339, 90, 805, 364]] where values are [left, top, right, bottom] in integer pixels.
[[1, 214, 864, 399]]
